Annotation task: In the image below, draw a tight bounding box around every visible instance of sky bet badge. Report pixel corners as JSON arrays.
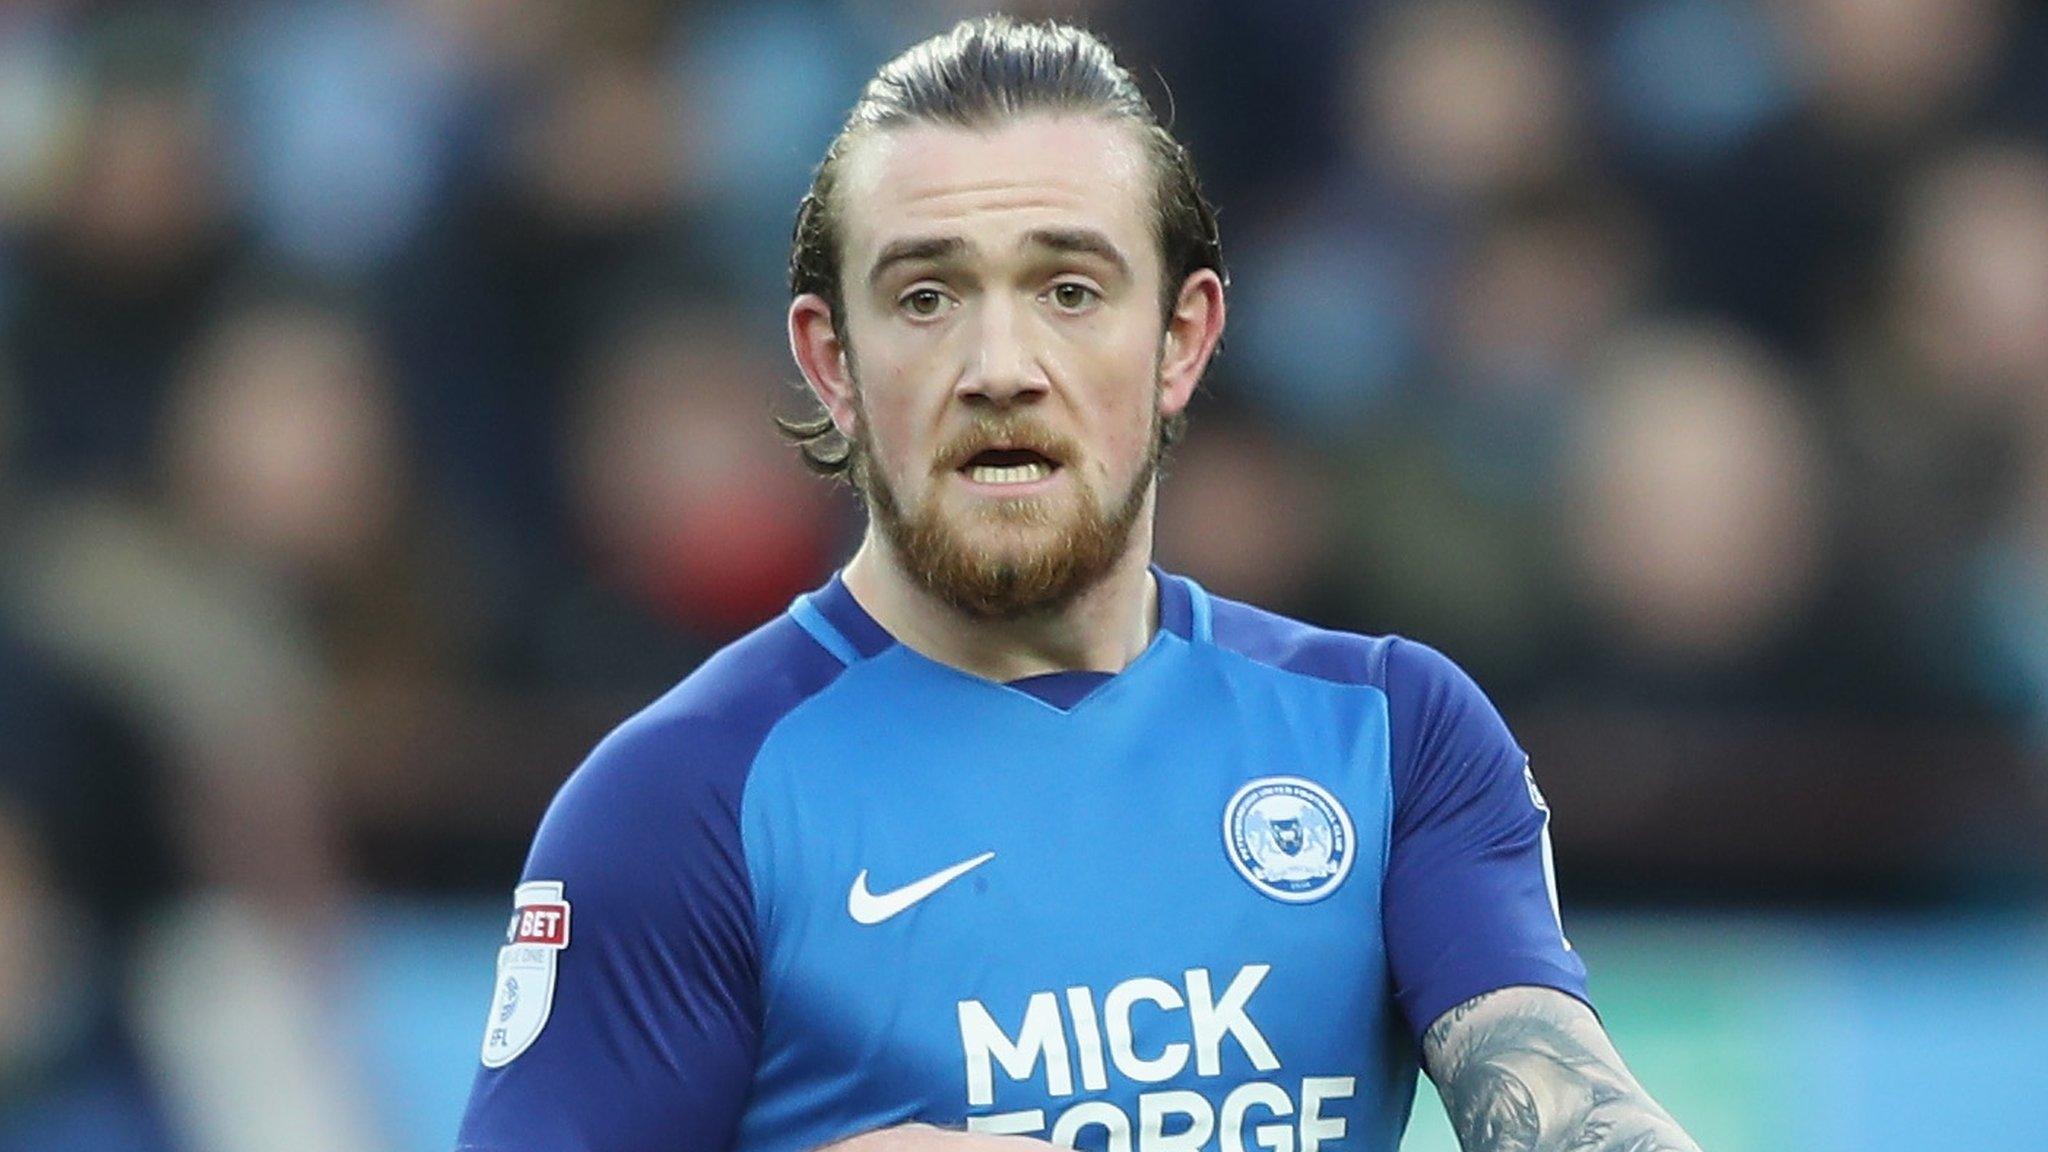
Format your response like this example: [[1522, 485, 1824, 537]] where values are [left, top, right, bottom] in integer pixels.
[[480, 880, 572, 1067], [1224, 777, 1355, 903]]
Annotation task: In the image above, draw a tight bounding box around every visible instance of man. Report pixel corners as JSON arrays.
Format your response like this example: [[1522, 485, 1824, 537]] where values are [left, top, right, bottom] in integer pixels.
[[457, 17, 1703, 1152]]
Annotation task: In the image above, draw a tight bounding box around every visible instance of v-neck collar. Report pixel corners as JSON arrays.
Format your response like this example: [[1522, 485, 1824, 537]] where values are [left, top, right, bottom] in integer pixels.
[[790, 566, 1201, 713]]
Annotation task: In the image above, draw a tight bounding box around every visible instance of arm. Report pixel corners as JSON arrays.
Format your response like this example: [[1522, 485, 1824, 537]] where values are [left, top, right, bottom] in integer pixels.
[[1375, 643, 1699, 1150], [455, 712, 763, 1152], [1421, 985, 1702, 1152]]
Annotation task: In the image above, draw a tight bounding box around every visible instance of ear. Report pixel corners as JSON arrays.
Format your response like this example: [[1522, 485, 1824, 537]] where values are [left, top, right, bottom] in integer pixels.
[[789, 293, 858, 437], [1157, 269, 1226, 418]]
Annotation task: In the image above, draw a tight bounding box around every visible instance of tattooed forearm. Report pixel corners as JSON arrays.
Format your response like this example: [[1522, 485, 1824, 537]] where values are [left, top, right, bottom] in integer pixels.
[[1421, 987, 1702, 1152]]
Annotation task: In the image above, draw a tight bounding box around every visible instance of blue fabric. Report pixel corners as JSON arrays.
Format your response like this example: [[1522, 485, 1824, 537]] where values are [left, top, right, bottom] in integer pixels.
[[801, 574, 899, 659], [457, 571, 1589, 1152], [1004, 670, 1115, 710], [456, 613, 848, 1152], [1208, 598, 1590, 1037]]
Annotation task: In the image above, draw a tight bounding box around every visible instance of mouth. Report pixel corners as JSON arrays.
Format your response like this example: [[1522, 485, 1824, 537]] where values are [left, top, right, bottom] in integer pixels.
[[957, 447, 1062, 487]]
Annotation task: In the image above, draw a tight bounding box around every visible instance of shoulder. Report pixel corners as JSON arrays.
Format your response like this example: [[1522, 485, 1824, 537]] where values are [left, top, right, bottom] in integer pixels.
[[541, 613, 849, 840], [1203, 587, 1469, 701], [1198, 586, 1515, 806]]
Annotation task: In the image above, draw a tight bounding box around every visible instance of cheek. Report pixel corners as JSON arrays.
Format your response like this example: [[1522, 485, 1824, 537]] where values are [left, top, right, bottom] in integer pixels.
[[859, 394, 916, 471], [1101, 402, 1154, 466], [1085, 344, 1164, 457], [852, 363, 942, 477]]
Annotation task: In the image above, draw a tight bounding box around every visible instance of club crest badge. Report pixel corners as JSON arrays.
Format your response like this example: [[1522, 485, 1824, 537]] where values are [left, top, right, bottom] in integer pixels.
[[480, 879, 572, 1068], [1224, 776, 1355, 903]]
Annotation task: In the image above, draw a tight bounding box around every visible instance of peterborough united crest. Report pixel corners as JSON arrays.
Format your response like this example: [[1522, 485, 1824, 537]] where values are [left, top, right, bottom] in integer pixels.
[[1224, 776, 1355, 903]]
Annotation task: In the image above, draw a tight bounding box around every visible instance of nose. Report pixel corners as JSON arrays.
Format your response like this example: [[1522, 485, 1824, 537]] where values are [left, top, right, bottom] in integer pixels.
[[955, 297, 1049, 408]]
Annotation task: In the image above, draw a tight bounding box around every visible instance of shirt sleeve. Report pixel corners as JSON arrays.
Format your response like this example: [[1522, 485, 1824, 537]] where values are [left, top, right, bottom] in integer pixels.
[[1380, 638, 1591, 1043], [456, 711, 762, 1152]]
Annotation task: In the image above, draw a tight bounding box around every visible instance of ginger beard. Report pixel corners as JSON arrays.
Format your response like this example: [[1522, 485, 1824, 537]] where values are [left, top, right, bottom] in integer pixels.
[[848, 368, 1164, 621]]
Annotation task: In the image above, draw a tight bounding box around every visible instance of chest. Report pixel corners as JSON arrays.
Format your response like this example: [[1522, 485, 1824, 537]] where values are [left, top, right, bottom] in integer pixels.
[[734, 650, 1409, 1150]]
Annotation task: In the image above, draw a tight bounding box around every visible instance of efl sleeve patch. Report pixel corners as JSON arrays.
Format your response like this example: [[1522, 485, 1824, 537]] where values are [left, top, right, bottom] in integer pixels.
[[480, 880, 571, 1068]]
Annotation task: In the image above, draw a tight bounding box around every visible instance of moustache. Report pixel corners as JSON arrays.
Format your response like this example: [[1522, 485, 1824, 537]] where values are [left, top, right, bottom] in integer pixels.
[[934, 420, 1079, 473]]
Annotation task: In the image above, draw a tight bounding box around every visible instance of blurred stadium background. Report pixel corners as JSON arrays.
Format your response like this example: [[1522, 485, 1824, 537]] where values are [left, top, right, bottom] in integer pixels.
[[3, 0, 2048, 1149]]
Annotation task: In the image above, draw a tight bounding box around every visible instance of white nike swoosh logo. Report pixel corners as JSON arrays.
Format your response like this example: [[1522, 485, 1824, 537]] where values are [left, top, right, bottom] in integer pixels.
[[847, 851, 996, 925]]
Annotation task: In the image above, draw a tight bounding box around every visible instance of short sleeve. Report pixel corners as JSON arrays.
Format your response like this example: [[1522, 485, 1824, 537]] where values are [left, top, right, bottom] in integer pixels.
[[1380, 639, 1590, 1042], [455, 713, 762, 1152]]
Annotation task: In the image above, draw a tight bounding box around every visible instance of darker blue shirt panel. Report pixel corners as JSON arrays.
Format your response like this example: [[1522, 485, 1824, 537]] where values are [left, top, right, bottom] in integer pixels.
[[456, 613, 849, 1152], [1155, 563, 1197, 639], [1004, 670, 1116, 709], [1002, 567, 1189, 708], [803, 574, 897, 659], [801, 570, 1182, 710], [1203, 590, 1591, 1043], [801, 566, 1195, 658], [1375, 637, 1590, 1039]]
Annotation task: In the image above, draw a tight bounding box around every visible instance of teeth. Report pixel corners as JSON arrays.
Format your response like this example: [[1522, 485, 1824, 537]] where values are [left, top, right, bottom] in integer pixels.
[[967, 461, 1051, 485]]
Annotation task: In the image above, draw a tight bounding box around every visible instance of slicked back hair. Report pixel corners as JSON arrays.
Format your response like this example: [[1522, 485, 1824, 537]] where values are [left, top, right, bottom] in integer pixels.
[[781, 15, 1225, 478]]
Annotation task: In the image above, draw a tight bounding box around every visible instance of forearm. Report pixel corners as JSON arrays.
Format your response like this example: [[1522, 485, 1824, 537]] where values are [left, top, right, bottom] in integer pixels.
[[1422, 987, 1702, 1152]]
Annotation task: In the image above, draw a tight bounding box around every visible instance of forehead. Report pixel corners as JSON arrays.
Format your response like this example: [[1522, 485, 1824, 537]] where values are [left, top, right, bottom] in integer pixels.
[[835, 115, 1156, 274]]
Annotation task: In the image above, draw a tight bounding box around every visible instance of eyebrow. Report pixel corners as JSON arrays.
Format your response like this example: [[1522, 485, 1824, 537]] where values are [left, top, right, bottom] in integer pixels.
[[864, 228, 1134, 288], [867, 236, 967, 288], [1023, 227, 1131, 279]]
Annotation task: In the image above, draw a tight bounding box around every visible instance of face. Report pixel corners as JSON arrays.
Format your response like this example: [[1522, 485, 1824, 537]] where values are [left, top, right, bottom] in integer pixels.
[[792, 115, 1222, 618]]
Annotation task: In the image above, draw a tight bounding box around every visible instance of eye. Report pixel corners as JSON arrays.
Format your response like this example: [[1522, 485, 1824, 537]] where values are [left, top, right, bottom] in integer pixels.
[[1046, 282, 1100, 313], [900, 287, 954, 319]]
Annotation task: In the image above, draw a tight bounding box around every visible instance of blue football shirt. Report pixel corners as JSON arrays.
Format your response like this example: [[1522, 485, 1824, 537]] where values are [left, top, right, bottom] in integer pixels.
[[457, 570, 1588, 1152]]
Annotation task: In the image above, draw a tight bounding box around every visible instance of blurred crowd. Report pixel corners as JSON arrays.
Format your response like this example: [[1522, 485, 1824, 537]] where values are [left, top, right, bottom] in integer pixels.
[[3, 0, 2048, 1147]]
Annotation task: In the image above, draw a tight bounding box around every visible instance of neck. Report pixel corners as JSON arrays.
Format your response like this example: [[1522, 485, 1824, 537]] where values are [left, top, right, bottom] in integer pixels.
[[840, 519, 1161, 682]]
